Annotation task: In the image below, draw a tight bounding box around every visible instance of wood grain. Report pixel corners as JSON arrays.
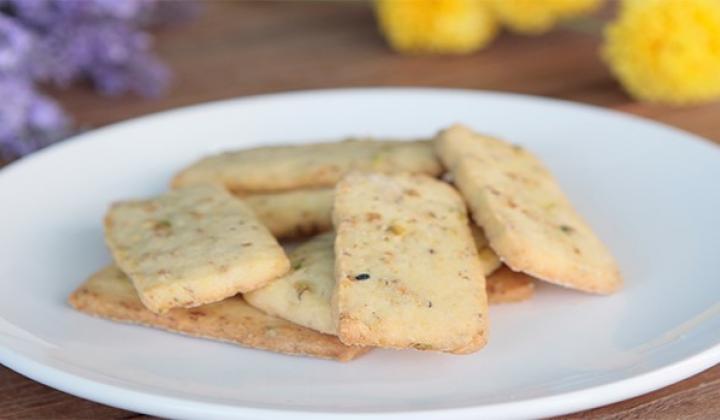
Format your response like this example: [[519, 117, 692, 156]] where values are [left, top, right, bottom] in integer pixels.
[[1, 1, 718, 418]]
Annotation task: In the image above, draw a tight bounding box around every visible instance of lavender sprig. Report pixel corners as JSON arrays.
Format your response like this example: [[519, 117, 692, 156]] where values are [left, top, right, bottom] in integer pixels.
[[0, 0, 197, 160], [0, 77, 69, 160]]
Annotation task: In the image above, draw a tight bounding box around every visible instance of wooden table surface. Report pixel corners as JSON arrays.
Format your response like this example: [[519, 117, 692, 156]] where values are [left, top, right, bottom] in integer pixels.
[[1, 2, 718, 418]]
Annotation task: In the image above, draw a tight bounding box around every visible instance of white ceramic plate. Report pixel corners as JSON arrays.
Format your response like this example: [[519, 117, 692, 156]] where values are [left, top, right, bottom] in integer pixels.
[[1, 88, 719, 419]]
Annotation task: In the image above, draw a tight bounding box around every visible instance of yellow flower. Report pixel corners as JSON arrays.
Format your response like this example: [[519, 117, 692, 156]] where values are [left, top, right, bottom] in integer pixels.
[[375, 0, 498, 54], [490, 0, 602, 34], [603, 0, 720, 105]]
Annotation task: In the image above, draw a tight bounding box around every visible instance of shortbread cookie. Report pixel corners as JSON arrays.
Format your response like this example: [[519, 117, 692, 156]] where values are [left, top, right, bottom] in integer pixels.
[[486, 266, 535, 304], [172, 139, 442, 193], [435, 124, 622, 294], [245, 232, 337, 335], [244, 189, 334, 239], [245, 231, 529, 336], [104, 185, 290, 313], [69, 266, 368, 361], [332, 173, 488, 353]]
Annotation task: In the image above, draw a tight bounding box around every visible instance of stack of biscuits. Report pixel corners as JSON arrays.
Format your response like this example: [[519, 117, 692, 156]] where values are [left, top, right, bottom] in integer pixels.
[[69, 124, 622, 361]]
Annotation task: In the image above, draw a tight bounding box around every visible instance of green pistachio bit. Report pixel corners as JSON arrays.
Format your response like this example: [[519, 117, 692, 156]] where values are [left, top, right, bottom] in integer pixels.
[[294, 282, 311, 299], [559, 224, 574, 234], [291, 259, 304, 270], [412, 343, 433, 350]]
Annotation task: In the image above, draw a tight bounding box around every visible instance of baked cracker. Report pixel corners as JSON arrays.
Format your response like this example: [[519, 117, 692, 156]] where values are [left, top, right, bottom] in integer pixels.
[[435, 124, 622, 294], [172, 139, 442, 193], [69, 265, 369, 362], [104, 185, 289, 313], [245, 232, 337, 335], [332, 173, 488, 354]]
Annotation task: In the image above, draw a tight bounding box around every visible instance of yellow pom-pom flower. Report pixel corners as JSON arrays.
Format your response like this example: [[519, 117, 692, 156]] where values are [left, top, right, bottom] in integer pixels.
[[490, 0, 602, 34], [603, 0, 720, 105], [375, 0, 498, 54]]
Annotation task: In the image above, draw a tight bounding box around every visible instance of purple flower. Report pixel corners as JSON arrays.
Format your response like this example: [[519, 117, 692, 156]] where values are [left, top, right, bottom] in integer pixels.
[[59, 0, 148, 20], [0, 77, 69, 159], [0, 0, 197, 159], [28, 93, 67, 132], [31, 18, 170, 96], [0, 15, 33, 73], [10, 0, 151, 27]]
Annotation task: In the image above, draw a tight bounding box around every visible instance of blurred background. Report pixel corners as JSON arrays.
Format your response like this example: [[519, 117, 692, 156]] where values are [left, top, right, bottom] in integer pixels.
[[1, 0, 719, 163]]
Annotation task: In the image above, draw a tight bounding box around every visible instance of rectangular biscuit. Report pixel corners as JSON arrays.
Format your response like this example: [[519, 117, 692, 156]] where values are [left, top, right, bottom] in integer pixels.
[[172, 139, 442, 193], [245, 231, 528, 336], [332, 173, 488, 353], [69, 266, 368, 361], [245, 232, 337, 335], [244, 189, 334, 239], [435, 124, 622, 294], [104, 185, 290, 313]]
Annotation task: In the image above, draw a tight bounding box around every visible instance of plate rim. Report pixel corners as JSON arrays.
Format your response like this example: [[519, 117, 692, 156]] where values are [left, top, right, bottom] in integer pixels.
[[2, 87, 718, 178], [1, 87, 719, 419], [2, 333, 718, 419]]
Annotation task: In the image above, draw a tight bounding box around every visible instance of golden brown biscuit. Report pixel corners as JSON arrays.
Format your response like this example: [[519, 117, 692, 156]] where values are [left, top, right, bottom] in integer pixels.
[[333, 173, 488, 354], [245, 232, 337, 335], [69, 266, 369, 362], [104, 185, 289, 313], [172, 139, 442, 193], [435, 124, 622, 294]]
